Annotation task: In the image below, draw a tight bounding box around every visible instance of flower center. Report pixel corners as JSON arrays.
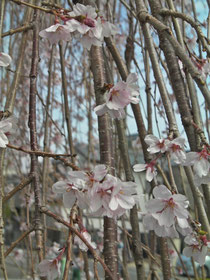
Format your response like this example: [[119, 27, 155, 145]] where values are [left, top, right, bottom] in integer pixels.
[[171, 144, 181, 152], [167, 197, 175, 208], [158, 140, 165, 149], [109, 89, 120, 101]]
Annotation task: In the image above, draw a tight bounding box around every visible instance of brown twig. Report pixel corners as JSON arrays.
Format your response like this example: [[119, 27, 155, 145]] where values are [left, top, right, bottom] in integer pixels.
[[40, 207, 115, 280], [94, 258, 100, 280], [1, 24, 33, 37], [4, 227, 34, 258], [3, 175, 33, 203], [7, 144, 76, 158]]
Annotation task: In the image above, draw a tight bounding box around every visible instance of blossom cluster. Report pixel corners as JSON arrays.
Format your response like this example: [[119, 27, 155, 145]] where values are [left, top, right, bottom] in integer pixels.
[[133, 134, 210, 186], [94, 73, 140, 119], [39, 3, 118, 50], [52, 164, 138, 220]]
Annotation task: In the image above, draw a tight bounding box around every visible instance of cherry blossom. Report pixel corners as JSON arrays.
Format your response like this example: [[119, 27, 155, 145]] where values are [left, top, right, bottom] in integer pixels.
[[133, 161, 157, 182], [108, 179, 138, 211], [67, 3, 103, 49], [144, 134, 170, 154], [184, 148, 210, 178], [39, 23, 72, 44], [0, 117, 16, 148], [38, 258, 61, 280], [0, 52, 12, 67], [69, 164, 108, 189], [183, 234, 210, 265], [88, 174, 138, 219], [146, 185, 189, 227], [74, 230, 96, 252], [167, 136, 186, 164], [94, 73, 139, 119]]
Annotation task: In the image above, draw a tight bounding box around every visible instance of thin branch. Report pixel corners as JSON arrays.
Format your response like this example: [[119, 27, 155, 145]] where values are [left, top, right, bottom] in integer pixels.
[[3, 175, 33, 203], [7, 144, 76, 158], [1, 24, 33, 37], [40, 207, 115, 280], [4, 227, 34, 258]]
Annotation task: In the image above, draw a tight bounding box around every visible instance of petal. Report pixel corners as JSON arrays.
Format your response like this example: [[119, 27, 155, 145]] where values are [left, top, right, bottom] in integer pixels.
[[144, 134, 158, 146], [133, 164, 146, 172], [146, 199, 165, 213], [153, 185, 171, 199], [94, 104, 107, 116], [52, 181, 68, 194], [0, 52, 12, 67], [183, 247, 193, 258], [157, 207, 174, 226], [63, 192, 76, 208]]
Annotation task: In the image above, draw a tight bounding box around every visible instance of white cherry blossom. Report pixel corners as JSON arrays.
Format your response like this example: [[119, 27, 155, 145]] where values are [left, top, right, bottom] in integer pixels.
[[67, 4, 103, 49], [183, 234, 210, 265], [0, 52, 12, 67], [168, 136, 186, 164], [146, 185, 189, 227], [38, 258, 61, 280], [144, 134, 170, 154], [94, 73, 139, 119], [39, 23, 71, 44], [185, 148, 210, 178]]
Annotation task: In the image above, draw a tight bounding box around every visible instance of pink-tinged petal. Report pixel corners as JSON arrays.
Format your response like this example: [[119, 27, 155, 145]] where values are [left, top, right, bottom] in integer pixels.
[[68, 171, 87, 180], [77, 192, 88, 209], [0, 133, 9, 148], [130, 96, 139, 104], [194, 158, 209, 177], [93, 164, 107, 181], [146, 167, 156, 182], [157, 207, 174, 226], [177, 218, 189, 229], [174, 205, 189, 219], [118, 195, 135, 209], [172, 136, 186, 148], [94, 103, 107, 116], [133, 163, 146, 172], [153, 185, 171, 199], [146, 199, 165, 213], [144, 134, 158, 146], [109, 196, 118, 211], [126, 73, 138, 84], [89, 194, 102, 211], [52, 181, 68, 194], [172, 193, 188, 202], [147, 145, 161, 154], [194, 245, 208, 265], [183, 247, 193, 258], [185, 152, 198, 165], [63, 192, 76, 208], [0, 52, 12, 67], [143, 214, 157, 230]]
